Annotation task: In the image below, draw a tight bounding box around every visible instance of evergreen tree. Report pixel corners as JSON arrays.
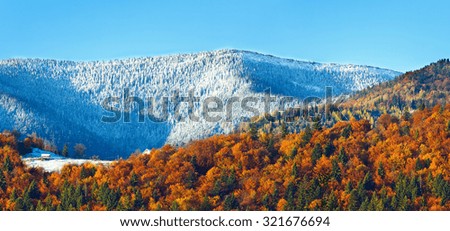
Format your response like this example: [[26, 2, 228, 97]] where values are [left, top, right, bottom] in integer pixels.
[[36, 201, 45, 211], [377, 162, 385, 178], [331, 159, 341, 182], [130, 172, 139, 187], [359, 198, 370, 211], [249, 123, 258, 140], [341, 124, 352, 138], [0, 171, 6, 192], [199, 196, 212, 211], [323, 142, 335, 157], [170, 201, 179, 211], [311, 143, 322, 165], [223, 194, 239, 211], [291, 163, 299, 178], [446, 120, 450, 136], [9, 188, 17, 201], [338, 148, 348, 164], [325, 192, 339, 211], [44, 193, 54, 211], [362, 172, 375, 191], [313, 119, 322, 131], [300, 125, 312, 147], [27, 180, 40, 199], [117, 195, 133, 211], [3, 156, 12, 173], [62, 144, 69, 157], [347, 189, 360, 211], [418, 102, 426, 111], [133, 189, 144, 210], [14, 198, 25, 211], [285, 182, 297, 209], [280, 122, 288, 138]]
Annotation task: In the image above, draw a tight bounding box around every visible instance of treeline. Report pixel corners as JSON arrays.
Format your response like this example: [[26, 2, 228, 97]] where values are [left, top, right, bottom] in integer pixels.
[[1, 105, 449, 211]]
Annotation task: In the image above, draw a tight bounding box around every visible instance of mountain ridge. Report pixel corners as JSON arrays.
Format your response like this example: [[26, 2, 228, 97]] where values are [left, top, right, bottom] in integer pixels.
[[0, 49, 401, 158]]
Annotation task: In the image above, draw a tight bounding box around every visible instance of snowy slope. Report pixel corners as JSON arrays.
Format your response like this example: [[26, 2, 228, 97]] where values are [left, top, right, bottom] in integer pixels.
[[0, 49, 401, 159], [22, 148, 111, 172]]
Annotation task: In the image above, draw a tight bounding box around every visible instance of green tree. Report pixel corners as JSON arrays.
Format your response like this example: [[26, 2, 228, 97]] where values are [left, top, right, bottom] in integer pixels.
[[331, 159, 341, 182], [324, 142, 335, 157], [249, 123, 258, 140], [0, 171, 6, 192], [313, 119, 322, 131], [446, 120, 450, 136], [341, 124, 352, 138], [281, 122, 288, 138], [223, 194, 239, 211], [3, 156, 13, 172], [199, 196, 212, 211], [291, 163, 299, 178], [62, 144, 69, 157], [311, 143, 322, 165], [362, 172, 375, 191], [26, 180, 41, 199], [325, 192, 339, 211], [130, 172, 139, 187], [133, 189, 144, 210], [377, 162, 385, 178], [300, 126, 312, 147], [170, 201, 179, 211], [338, 148, 348, 164]]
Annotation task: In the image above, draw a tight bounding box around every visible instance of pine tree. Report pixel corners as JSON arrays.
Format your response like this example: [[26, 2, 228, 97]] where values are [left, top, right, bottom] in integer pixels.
[[331, 159, 341, 182], [325, 192, 339, 210], [62, 144, 69, 157], [249, 123, 258, 140], [347, 189, 360, 211], [362, 172, 375, 191], [27, 180, 40, 199], [300, 125, 312, 147], [323, 142, 335, 157], [170, 201, 179, 211], [338, 148, 348, 164], [418, 102, 426, 111], [291, 163, 299, 178], [199, 196, 212, 211], [341, 124, 352, 138], [0, 171, 6, 192], [223, 194, 239, 211], [377, 162, 385, 178], [133, 189, 144, 210], [313, 119, 322, 131], [36, 201, 45, 211], [130, 172, 139, 187], [311, 143, 322, 165], [285, 182, 297, 209], [44, 193, 54, 211], [446, 120, 450, 136], [281, 122, 288, 138], [3, 156, 12, 173]]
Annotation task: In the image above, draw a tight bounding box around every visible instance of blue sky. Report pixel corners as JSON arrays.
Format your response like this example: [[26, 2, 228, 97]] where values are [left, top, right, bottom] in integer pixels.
[[0, 0, 449, 72]]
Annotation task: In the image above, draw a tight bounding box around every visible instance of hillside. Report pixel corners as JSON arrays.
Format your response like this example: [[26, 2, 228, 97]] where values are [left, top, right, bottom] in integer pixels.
[[246, 59, 450, 136], [342, 59, 450, 116], [0, 104, 449, 211], [0, 50, 400, 158]]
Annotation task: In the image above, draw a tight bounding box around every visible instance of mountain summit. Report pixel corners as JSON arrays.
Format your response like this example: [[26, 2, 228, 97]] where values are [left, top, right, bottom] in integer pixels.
[[0, 50, 401, 158]]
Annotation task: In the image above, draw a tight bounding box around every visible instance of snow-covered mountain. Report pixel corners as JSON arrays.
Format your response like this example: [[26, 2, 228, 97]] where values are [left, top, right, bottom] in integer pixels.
[[0, 49, 401, 159]]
